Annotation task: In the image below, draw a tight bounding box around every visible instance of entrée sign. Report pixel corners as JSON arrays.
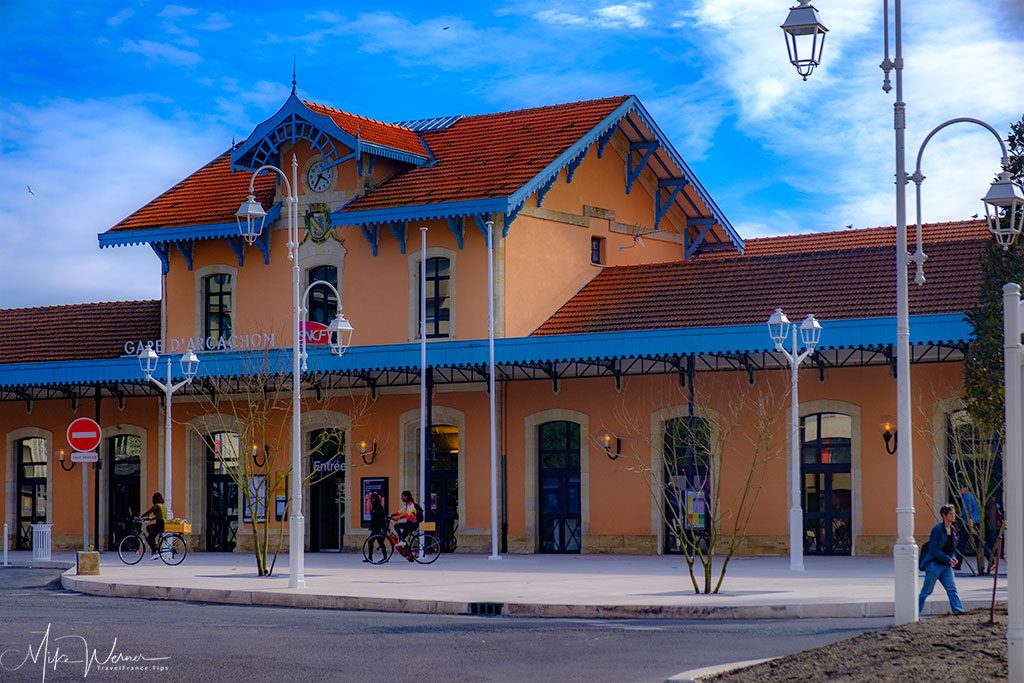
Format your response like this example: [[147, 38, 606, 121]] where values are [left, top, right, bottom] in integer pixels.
[[123, 333, 278, 356]]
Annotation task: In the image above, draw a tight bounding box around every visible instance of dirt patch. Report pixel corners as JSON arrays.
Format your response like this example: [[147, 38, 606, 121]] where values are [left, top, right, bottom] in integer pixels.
[[712, 606, 1007, 682]]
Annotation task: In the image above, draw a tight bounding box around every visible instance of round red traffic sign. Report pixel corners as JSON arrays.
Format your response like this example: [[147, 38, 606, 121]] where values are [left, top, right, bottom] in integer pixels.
[[67, 417, 102, 453]]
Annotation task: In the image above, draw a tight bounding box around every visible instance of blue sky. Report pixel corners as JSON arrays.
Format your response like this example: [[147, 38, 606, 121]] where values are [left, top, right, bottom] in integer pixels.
[[1, 1, 1022, 307]]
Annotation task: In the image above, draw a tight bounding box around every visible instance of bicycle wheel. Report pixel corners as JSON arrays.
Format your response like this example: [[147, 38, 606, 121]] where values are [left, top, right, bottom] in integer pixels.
[[118, 534, 145, 565], [362, 534, 394, 564], [160, 534, 187, 566], [409, 533, 441, 564]]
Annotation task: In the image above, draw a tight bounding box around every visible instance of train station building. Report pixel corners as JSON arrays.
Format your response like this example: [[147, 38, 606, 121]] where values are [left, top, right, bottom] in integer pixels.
[[0, 89, 991, 556]]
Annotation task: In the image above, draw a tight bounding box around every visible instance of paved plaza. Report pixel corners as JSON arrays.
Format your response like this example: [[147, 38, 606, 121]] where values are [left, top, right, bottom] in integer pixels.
[[12, 551, 1003, 620]]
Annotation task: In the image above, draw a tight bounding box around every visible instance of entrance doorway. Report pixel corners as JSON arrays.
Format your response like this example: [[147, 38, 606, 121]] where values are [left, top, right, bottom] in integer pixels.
[[206, 432, 240, 552], [427, 425, 459, 553], [801, 413, 853, 555], [663, 416, 713, 554], [310, 428, 345, 552], [16, 437, 48, 550], [107, 434, 142, 549], [538, 421, 581, 553]]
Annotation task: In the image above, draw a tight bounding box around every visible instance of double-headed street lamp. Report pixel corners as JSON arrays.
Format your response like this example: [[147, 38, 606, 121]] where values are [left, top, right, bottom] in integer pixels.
[[767, 309, 822, 572], [138, 347, 200, 517], [236, 154, 353, 589], [781, 0, 1024, 625]]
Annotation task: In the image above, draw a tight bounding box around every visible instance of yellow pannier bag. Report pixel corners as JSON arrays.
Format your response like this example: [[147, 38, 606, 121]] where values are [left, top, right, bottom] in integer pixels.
[[165, 519, 192, 533]]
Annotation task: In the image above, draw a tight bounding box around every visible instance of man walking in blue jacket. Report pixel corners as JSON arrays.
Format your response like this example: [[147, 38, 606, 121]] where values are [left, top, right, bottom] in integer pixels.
[[918, 503, 966, 616]]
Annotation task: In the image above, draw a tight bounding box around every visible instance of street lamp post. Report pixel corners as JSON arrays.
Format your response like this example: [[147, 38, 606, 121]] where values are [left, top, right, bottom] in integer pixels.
[[1003, 283, 1024, 683], [781, 0, 1024, 625], [485, 220, 500, 560], [138, 348, 200, 517], [235, 154, 353, 589], [767, 308, 822, 572]]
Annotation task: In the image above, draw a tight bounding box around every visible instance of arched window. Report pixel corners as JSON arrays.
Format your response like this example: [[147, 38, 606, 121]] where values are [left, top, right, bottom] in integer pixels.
[[16, 437, 48, 550], [307, 265, 339, 325], [206, 431, 240, 552], [538, 421, 581, 553], [663, 416, 712, 553]]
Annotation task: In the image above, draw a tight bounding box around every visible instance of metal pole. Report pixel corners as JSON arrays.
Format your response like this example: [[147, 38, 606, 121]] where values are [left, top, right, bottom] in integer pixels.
[[289, 154, 305, 589], [891, 0, 919, 625], [164, 359, 174, 515], [487, 220, 500, 560], [82, 458, 89, 552], [789, 325, 804, 571], [3, 522, 8, 567], [1003, 283, 1023, 681], [94, 385, 101, 549], [420, 227, 428, 511]]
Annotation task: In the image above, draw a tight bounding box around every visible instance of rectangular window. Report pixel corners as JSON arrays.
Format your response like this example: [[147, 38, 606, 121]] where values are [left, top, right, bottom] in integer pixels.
[[419, 257, 451, 339], [591, 236, 605, 265], [204, 274, 232, 340], [307, 265, 339, 325]]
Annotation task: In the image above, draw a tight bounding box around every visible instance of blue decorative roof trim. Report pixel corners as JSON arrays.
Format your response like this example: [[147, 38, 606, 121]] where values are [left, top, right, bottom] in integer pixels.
[[98, 204, 282, 249], [334, 197, 507, 227], [0, 313, 970, 390], [231, 93, 427, 173]]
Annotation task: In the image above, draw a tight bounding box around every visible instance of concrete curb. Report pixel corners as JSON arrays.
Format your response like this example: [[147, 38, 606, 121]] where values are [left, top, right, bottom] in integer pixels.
[[3, 560, 75, 570], [665, 658, 773, 682], [59, 570, 998, 619]]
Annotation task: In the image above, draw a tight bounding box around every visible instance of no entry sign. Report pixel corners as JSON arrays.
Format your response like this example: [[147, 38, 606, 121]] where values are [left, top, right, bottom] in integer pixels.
[[67, 417, 102, 453]]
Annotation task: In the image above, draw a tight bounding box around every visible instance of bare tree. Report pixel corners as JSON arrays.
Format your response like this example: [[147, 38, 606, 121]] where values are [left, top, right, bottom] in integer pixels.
[[612, 379, 784, 594], [187, 351, 372, 576]]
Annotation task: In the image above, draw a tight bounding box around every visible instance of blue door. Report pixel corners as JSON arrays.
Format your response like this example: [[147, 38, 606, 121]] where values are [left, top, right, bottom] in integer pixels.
[[538, 421, 581, 553]]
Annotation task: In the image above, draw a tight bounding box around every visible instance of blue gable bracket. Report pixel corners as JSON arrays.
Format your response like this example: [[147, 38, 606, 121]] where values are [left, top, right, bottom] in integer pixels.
[[445, 217, 464, 249], [254, 222, 271, 264], [149, 243, 170, 275], [472, 214, 492, 239], [626, 141, 658, 195], [225, 236, 245, 267], [655, 179, 688, 230], [536, 173, 559, 208], [687, 217, 716, 228], [597, 127, 617, 159], [360, 224, 378, 256], [389, 221, 407, 254], [566, 151, 587, 184], [324, 150, 357, 171], [504, 203, 524, 236], [98, 203, 282, 249], [172, 240, 194, 271], [685, 221, 716, 260]]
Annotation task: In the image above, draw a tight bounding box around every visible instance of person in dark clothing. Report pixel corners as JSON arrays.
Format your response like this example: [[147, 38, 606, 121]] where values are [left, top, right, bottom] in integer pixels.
[[139, 492, 168, 560], [918, 503, 965, 616], [363, 492, 388, 563]]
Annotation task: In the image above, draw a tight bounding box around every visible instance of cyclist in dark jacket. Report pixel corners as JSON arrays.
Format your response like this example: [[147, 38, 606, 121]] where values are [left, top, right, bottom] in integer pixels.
[[918, 503, 965, 616], [139, 492, 168, 560]]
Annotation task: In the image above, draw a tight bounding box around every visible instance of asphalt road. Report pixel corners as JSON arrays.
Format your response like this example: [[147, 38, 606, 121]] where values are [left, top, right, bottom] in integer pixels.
[[0, 568, 888, 682]]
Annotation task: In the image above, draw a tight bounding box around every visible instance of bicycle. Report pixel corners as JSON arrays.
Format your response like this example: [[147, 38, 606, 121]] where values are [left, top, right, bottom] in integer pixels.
[[118, 517, 188, 566], [361, 519, 440, 565]]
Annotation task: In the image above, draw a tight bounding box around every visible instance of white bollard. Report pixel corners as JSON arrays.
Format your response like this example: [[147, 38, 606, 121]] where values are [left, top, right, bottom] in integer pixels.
[[31, 523, 52, 562], [3, 522, 8, 567]]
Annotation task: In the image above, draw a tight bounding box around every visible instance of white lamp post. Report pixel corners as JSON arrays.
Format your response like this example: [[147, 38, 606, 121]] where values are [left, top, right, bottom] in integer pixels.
[[782, 0, 1024, 625], [485, 220, 500, 560], [767, 308, 822, 572], [1003, 283, 1024, 682], [138, 347, 200, 517]]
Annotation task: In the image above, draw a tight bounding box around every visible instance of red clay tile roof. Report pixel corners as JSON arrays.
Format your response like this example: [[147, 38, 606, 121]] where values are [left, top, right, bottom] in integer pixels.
[[108, 151, 276, 232], [303, 101, 426, 157], [0, 301, 161, 364], [535, 220, 991, 336], [341, 95, 631, 212]]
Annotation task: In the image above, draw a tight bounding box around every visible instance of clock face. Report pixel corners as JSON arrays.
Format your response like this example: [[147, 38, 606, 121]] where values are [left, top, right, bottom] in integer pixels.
[[306, 160, 333, 193]]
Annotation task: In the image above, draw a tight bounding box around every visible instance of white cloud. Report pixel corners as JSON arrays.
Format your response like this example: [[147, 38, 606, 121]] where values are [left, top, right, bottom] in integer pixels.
[[107, 9, 134, 26], [158, 5, 197, 19], [121, 39, 201, 66], [534, 2, 652, 30], [0, 98, 231, 307], [645, 83, 730, 162], [196, 12, 232, 31], [687, 0, 1024, 232]]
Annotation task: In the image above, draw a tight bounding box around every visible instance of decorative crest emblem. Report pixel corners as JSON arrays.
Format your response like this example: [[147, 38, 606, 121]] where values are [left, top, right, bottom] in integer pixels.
[[303, 203, 337, 244]]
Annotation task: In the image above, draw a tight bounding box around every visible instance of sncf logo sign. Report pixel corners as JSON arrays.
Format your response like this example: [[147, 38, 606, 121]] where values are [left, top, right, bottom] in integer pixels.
[[301, 321, 330, 345]]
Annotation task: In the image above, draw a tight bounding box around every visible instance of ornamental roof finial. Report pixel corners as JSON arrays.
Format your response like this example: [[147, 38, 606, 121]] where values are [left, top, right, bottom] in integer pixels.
[[291, 55, 297, 95]]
